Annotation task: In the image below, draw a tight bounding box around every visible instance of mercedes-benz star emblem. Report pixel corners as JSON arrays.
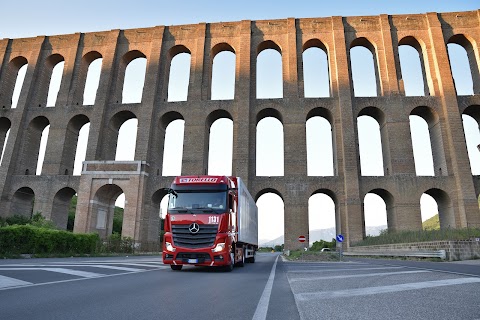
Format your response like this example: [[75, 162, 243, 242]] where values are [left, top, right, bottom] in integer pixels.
[[189, 223, 200, 234]]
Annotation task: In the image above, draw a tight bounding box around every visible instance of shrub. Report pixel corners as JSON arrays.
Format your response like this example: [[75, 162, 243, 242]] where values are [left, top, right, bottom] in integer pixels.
[[0, 225, 99, 255], [310, 239, 336, 251]]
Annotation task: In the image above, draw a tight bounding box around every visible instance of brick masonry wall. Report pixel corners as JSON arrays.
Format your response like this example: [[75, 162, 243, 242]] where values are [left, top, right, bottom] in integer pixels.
[[0, 10, 479, 247]]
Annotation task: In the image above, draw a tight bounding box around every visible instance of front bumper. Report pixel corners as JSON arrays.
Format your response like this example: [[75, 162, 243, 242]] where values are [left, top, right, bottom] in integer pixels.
[[163, 250, 229, 266]]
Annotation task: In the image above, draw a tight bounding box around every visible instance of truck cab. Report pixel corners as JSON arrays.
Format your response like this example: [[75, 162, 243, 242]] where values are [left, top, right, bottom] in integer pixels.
[[162, 175, 257, 271]]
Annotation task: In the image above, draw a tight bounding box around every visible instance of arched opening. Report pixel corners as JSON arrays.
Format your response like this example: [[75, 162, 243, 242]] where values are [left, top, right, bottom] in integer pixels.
[[308, 192, 336, 244], [211, 44, 235, 100], [357, 113, 384, 176], [22, 116, 50, 175], [63, 115, 90, 176], [306, 113, 334, 176], [104, 111, 137, 161], [0, 117, 11, 166], [398, 37, 428, 96], [462, 106, 480, 175], [303, 40, 330, 98], [115, 118, 138, 161], [162, 117, 185, 176], [83, 57, 102, 105], [421, 189, 454, 229], [11, 60, 28, 109], [447, 34, 478, 95], [207, 112, 233, 175], [168, 46, 191, 102], [73, 123, 90, 175], [257, 41, 283, 99], [92, 184, 124, 239], [420, 193, 438, 229], [363, 190, 393, 236], [122, 56, 147, 103], [152, 189, 170, 241], [350, 39, 378, 97], [47, 60, 65, 107], [410, 107, 446, 176], [256, 110, 284, 176], [10, 187, 35, 219], [51, 187, 76, 229], [410, 115, 434, 176], [257, 191, 284, 247], [36, 125, 50, 175]]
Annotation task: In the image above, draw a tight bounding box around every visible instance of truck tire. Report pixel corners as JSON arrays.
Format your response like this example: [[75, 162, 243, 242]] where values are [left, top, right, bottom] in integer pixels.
[[237, 246, 245, 267], [170, 265, 183, 271], [224, 252, 234, 272], [248, 253, 255, 263]]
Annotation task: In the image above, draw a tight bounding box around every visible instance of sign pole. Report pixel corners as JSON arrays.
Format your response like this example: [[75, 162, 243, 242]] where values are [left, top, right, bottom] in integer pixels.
[[336, 234, 344, 261], [298, 235, 306, 262]]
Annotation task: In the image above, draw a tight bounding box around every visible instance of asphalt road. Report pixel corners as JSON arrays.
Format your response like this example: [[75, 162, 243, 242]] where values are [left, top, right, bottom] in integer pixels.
[[0, 254, 479, 320]]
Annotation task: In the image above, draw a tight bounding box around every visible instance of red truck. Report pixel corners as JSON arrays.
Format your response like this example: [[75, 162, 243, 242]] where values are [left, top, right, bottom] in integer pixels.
[[162, 175, 258, 271]]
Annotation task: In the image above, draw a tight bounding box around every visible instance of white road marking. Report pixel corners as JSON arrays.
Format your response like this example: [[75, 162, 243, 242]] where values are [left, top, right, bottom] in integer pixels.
[[289, 270, 431, 282], [0, 275, 32, 288], [0, 265, 143, 272], [252, 255, 279, 320], [41, 268, 103, 278], [295, 277, 480, 301], [0, 266, 164, 291], [78, 265, 143, 272], [113, 263, 169, 268], [287, 266, 404, 273]]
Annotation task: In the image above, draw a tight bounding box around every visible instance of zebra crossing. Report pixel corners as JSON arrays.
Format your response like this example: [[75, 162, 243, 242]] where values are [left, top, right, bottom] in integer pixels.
[[285, 260, 480, 320], [0, 257, 168, 290]]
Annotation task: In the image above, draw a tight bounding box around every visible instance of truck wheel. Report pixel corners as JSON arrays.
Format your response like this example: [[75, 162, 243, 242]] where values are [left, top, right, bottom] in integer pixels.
[[248, 254, 255, 263], [170, 265, 183, 271], [224, 252, 234, 272], [237, 247, 245, 267]]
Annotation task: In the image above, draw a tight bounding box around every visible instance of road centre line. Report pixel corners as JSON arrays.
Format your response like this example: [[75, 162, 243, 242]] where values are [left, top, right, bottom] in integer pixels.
[[295, 277, 480, 301], [288, 270, 431, 282], [252, 255, 279, 320]]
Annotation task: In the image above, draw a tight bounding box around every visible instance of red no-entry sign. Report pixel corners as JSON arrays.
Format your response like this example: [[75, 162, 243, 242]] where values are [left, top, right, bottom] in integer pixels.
[[298, 235, 306, 243]]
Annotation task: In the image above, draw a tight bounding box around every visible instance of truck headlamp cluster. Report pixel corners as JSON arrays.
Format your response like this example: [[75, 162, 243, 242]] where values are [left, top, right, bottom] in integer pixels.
[[212, 242, 225, 252], [166, 242, 176, 252]]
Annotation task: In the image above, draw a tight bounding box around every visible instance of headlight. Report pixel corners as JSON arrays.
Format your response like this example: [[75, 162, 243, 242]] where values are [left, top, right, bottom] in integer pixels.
[[212, 243, 225, 252], [166, 242, 176, 252]]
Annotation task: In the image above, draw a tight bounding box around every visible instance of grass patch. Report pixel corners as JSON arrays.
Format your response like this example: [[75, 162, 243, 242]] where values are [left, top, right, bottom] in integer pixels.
[[284, 250, 341, 262], [354, 228, 480, 247]]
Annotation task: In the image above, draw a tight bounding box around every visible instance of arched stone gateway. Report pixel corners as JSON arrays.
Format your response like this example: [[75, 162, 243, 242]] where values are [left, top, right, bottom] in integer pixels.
[[0, 10, 479, 250]]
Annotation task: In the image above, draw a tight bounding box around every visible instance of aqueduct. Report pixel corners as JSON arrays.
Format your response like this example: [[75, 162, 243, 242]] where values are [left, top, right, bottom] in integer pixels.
[[0, 10, 480, 250]]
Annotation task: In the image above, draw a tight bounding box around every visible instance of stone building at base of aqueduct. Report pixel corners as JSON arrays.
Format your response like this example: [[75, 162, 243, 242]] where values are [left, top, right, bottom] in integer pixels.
[[0, 10, 480, 250]]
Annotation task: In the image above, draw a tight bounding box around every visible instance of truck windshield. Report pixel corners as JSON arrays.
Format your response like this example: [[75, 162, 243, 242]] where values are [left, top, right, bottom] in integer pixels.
[[168, 191, 227, 213]]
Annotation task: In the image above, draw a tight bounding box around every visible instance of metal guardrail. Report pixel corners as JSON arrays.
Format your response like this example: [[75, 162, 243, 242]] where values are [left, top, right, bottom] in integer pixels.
[[343, 250, 446, 260]]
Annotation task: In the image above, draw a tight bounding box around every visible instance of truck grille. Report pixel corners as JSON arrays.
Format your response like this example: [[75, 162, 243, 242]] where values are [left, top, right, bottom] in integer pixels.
[[172, 224, 218, 248]]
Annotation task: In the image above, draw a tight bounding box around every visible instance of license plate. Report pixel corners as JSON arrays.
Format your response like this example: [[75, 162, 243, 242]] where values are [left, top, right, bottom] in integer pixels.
[[188, 259, 198, 263]]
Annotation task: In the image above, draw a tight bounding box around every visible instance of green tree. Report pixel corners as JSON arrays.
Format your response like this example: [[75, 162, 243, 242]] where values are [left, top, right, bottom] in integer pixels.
[[67, 195, 77, 231]]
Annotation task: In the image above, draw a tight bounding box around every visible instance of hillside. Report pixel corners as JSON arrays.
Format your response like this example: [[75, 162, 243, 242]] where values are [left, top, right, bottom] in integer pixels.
[[422, 214, 440, 230], [259, 225, 387, 247]]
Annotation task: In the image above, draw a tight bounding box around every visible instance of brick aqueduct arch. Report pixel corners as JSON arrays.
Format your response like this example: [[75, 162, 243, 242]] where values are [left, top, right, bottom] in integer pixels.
[[0, 10, 480, 250]]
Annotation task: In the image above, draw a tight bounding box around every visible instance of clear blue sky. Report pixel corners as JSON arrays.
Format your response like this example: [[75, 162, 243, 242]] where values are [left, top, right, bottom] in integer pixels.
[[1, 1, 478, 39]]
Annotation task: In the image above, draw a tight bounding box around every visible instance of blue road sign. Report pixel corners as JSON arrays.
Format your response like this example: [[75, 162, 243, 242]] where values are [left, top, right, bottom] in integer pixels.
[[336, 234, 344, 243]]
